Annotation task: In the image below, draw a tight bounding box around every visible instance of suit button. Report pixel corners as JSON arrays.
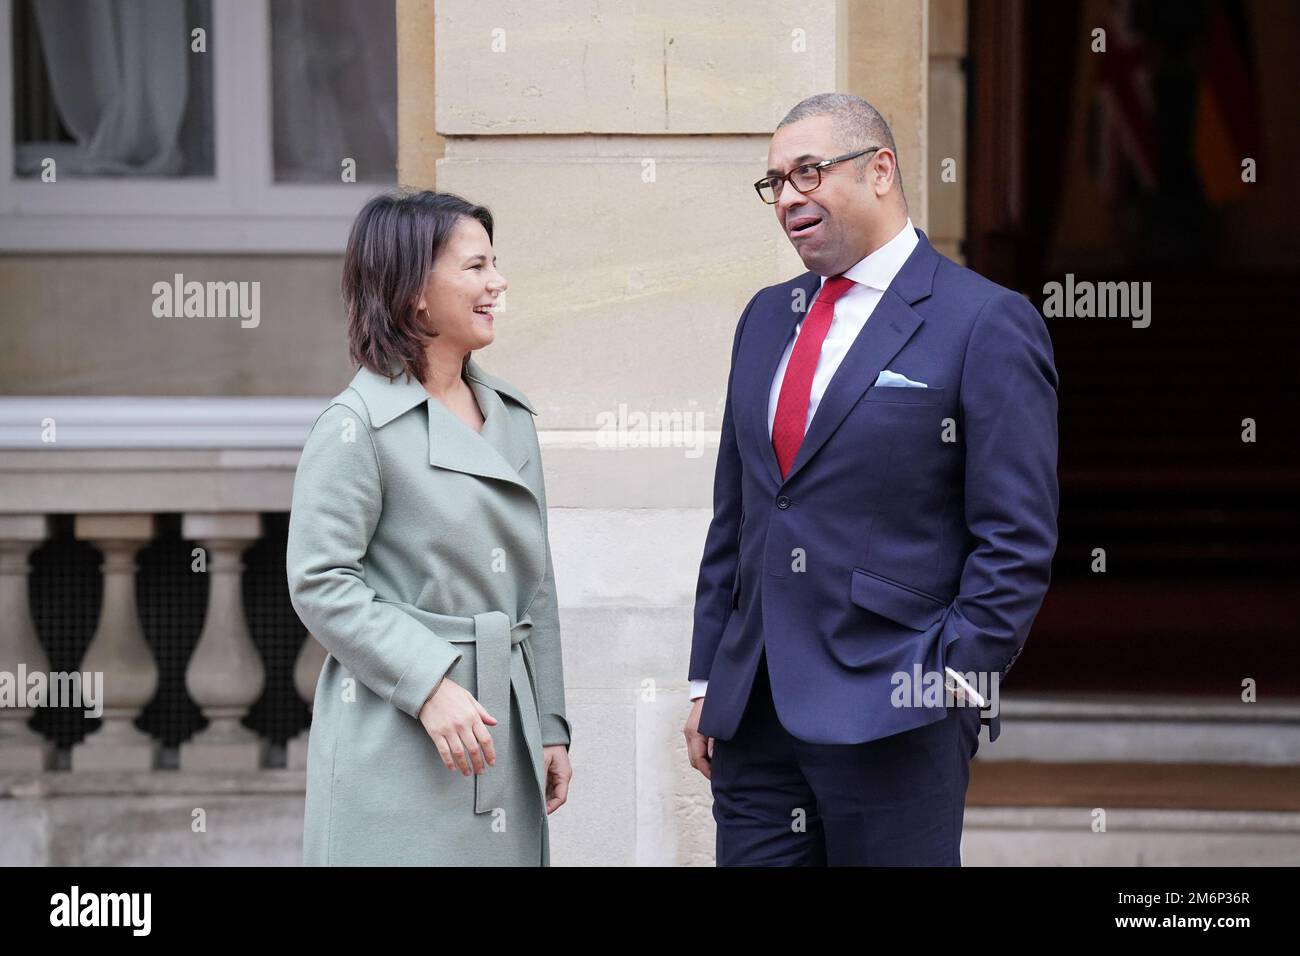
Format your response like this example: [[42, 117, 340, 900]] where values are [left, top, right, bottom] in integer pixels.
[[776, 495, 791, 509]]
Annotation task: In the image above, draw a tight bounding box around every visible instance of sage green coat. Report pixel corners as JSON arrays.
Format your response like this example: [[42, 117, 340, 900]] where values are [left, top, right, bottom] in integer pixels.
[[287, 358, 570, 866]]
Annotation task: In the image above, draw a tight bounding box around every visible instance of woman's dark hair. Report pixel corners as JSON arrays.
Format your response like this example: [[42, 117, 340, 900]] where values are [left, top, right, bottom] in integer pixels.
[[342, 189, 494, 384]]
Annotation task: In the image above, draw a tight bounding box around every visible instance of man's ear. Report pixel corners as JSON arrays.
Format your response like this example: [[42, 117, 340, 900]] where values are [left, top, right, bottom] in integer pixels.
[[873, 151, 897, 197]]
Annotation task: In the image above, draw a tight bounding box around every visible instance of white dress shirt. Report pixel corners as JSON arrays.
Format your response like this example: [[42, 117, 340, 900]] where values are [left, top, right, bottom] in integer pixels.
[[690, 219, 918, 703]]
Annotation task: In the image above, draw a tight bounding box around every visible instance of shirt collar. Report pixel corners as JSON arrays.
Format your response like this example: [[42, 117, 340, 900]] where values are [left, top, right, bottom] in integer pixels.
[[819, 217, 918, 293]]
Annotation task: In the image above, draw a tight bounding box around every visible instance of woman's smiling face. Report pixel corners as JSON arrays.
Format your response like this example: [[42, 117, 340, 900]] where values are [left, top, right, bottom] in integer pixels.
[[419, 216, 507, 353]]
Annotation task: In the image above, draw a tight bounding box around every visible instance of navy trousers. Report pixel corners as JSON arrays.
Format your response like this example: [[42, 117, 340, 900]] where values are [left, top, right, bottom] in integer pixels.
[[710, 647, 981, 866]]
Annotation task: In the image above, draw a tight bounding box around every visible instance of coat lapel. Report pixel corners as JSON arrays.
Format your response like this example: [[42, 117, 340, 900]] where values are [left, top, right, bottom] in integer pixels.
[[425, 382, 534, 496], [466, 358, 534, 474], [758, 228, 942, 487], [471, 381, 518, 468]]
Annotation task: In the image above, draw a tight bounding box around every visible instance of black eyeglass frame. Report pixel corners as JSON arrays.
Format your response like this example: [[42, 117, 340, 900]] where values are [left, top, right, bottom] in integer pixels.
[[753, 146, 884, 204]]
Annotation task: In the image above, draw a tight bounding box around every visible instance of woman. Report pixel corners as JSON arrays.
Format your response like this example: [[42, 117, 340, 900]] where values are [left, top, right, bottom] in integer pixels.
[[287, 190, 572, 866]]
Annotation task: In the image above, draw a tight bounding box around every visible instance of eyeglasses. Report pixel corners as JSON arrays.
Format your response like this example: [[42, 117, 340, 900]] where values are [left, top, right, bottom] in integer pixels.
[[753, 147, 882, 204]]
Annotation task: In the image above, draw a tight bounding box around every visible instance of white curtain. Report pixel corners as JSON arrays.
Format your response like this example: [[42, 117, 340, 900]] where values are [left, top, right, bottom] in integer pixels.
[[19, 0, 191, 176], [271, 0, 397, 182], [15, 0, 394, 182]]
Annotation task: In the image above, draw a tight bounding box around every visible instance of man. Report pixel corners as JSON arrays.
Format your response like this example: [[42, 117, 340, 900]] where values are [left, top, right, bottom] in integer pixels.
[[683, 93, 1058, 866]]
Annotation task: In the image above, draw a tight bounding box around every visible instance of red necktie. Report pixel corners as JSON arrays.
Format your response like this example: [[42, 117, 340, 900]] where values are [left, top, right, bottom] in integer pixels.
[[771, 275, 856, 478]]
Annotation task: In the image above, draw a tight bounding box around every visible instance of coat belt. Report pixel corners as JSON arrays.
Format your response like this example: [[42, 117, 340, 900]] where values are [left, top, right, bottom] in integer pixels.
[[463, 610, 545, 815], [372, 601, 546, 816]]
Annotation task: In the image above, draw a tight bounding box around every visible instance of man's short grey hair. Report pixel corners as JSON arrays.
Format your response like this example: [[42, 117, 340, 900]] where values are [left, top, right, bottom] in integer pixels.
[[776, 93, 905, 203]]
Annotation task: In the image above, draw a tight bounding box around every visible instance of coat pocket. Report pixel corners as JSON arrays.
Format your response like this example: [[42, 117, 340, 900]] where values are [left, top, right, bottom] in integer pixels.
[[849, 567, 947, 631]]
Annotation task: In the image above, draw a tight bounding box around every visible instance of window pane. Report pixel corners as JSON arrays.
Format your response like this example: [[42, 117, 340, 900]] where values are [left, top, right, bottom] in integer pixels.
[[11, 0, 214, 178], [270, 0, 397, 184]]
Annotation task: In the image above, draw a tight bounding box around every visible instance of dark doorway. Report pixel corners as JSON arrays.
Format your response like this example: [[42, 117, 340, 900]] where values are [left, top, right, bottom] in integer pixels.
[[966, 0, 1300, 695]]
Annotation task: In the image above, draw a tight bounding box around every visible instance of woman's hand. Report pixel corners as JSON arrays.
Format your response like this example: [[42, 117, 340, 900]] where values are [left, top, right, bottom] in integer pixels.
[[418, 678, 497, 776], [543, 744, 572, 814]]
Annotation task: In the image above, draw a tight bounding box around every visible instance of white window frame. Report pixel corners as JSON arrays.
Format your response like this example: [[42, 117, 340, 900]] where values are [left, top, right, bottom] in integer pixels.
[[0, 0, 395, 253]]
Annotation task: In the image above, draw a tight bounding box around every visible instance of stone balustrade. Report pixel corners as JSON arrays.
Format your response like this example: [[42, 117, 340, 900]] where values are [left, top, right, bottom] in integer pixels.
[[0, 397, 325, 773]]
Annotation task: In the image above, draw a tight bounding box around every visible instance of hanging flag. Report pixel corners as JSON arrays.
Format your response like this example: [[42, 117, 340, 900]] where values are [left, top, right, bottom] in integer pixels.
[[1193, 0, 1263, 206], [1092, 1, 1159, 197]]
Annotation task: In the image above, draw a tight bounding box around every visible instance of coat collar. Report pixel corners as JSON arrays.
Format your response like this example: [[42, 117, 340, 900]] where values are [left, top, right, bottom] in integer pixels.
[[346, 356, 537, 429], [465, 357, 539, 416], [343, 357, 539, 500]]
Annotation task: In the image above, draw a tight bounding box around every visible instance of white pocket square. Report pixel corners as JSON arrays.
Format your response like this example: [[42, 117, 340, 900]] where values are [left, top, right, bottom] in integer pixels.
[[874, 369, 928, 388]]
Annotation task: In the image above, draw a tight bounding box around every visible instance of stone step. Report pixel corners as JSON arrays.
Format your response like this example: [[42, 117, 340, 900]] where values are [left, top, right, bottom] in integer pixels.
[[970, 761, 1300, 812]]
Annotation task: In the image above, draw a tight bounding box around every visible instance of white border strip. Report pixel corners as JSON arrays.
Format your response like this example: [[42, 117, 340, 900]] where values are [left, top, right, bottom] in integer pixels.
[[0, 397, 326, 449]]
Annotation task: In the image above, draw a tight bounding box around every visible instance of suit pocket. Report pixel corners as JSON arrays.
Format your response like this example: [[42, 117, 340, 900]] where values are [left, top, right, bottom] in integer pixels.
[[860, 385, 945, 405], [850, 567, 947, 631]]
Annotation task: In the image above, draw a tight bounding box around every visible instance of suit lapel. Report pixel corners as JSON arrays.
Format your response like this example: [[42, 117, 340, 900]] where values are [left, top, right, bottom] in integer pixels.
[[758, 228, 941, 486], [781, 290, 923, 483], [751, 271, 821, 488]]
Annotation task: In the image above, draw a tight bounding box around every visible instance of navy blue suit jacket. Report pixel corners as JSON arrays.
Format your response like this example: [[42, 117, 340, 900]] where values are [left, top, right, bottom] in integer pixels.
[[689, 228, 1058, 745]]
